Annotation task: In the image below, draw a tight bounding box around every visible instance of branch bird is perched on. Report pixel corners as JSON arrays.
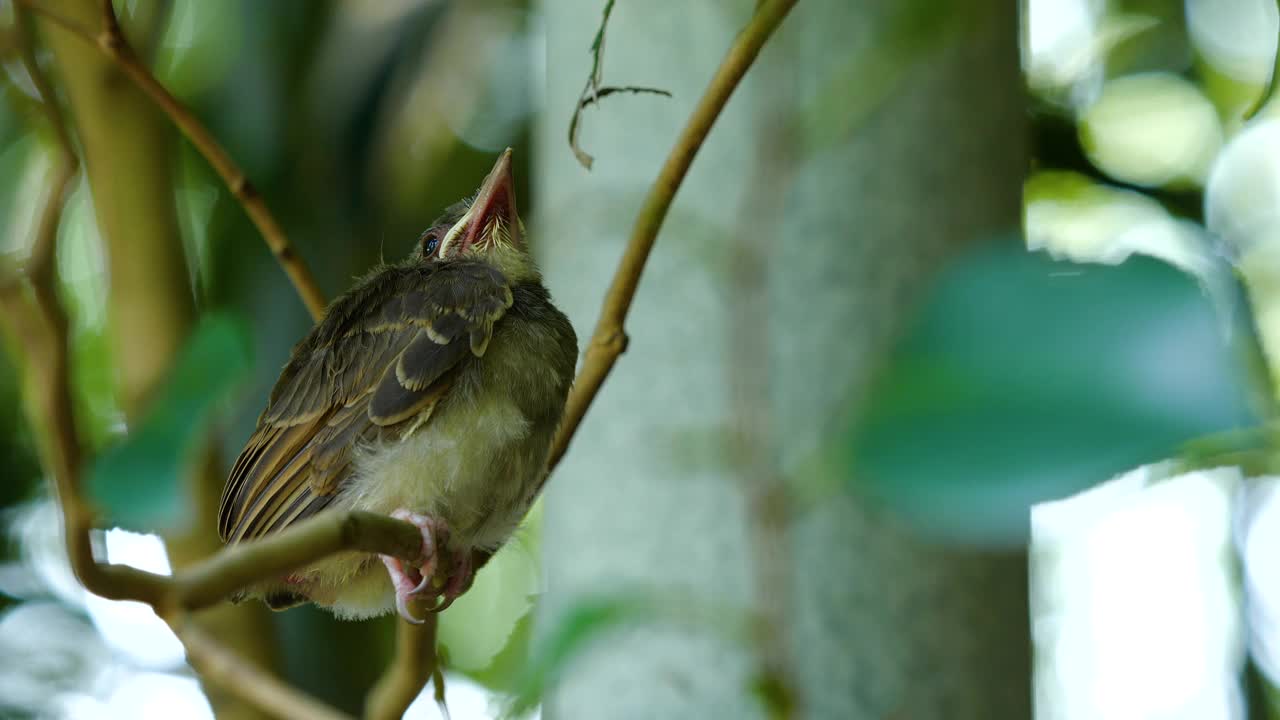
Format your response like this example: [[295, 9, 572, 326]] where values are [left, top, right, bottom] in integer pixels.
[[218, 150, 577, 622]]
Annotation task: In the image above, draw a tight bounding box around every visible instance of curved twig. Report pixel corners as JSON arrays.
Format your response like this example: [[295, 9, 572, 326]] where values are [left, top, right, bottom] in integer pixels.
[[7, 1, 801, 717], [1, 3, 94, 605], [547, 0, 801, 471], [12, 6, 79, 284], [364, 618, 445, 720], [567, 0, 671, 169], [180, 624, 356, 720], [17, 0, 328, 320], [174, 511, 425, 612], [366, 2, 801, 713], [1, 5, 436, 720]]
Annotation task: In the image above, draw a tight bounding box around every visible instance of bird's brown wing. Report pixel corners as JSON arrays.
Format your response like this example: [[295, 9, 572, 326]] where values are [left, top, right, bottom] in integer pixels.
[[218, 261, 514, 544]]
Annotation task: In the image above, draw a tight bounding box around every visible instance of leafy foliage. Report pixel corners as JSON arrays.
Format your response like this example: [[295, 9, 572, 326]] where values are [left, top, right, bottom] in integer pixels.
[[506, 589, 751, 716], [507, 592, 658, 716], [851, 244, 1258, 540], [87, 313, 251, 530]]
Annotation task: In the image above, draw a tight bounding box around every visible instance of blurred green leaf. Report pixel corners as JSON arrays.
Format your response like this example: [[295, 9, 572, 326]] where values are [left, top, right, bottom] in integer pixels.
[[1247, 655, 1280, 720], [507, 592, 661, 717], [1103, 0, 1191, 77], [0, 136, 38, 257], [87, 312, 251, 529], [154, 0, 241, 97], [439, 505, 542, 679], [57, 179, 125, 450], [463, 610, 533, 693], [507, 590, 750, 716], [851, 244, 1257, 541]]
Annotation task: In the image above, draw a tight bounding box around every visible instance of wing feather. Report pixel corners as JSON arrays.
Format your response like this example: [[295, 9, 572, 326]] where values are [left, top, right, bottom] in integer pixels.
[[218, 260, 513, 544]]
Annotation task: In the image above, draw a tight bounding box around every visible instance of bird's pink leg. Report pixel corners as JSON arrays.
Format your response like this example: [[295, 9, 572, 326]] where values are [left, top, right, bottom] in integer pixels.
[[379, 509, 445, 624]]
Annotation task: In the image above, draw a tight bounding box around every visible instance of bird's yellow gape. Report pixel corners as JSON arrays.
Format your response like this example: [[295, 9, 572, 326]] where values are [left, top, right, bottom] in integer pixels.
[[439, 148, 522, 258]]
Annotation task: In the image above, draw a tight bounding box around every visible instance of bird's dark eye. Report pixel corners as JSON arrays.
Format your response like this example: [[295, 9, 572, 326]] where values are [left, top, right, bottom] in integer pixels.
[[421, 231, 440, 256]]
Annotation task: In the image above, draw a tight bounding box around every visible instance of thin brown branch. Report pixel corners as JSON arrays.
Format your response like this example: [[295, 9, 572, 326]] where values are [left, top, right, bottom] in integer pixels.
[[546, 0, 801, 471], [10, 2, 96, 40], [97, 0, 120, 39], [174, 511, 426, 612], [0, 260, 413, 705], [1, 215, 340, 710], [0, 279, 167, 606], [17, 0, 328, 321], [0, 283, 88, 577], [95, 37, 326, 320], [363, 553, 500, 719], [365, 617, 445, 720], [0, 217, 425, 604], [12, 5, 80, 284], [0, 273, 410, 708], [0, 230, 410, 713], [0, 3, 91, 600], [24, 11, 447, 720], [0, 278, 423, 609], [179, 624, 356, 720], [27, 155, 78, 281], [2, 6, 436, 720], [6, 0, 803, 715]]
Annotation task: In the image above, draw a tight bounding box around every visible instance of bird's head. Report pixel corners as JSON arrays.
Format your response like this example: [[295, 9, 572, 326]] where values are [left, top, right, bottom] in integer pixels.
[[415, 148, 536, 282]]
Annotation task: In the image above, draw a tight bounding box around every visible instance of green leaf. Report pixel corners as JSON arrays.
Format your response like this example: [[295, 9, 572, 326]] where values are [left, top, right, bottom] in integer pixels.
[[439, 504, 543, 679], [850, 244, 1258, 541], [87, 312, 252, 530], [506, 591, 749, 716], [461, 609, 533, 694], [506, 593, 661, 717], [1172, 425, 1280, 478]]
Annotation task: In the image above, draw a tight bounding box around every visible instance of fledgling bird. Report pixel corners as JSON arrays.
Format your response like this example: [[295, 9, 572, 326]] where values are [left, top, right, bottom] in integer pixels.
[[217, 150, 577, 622]]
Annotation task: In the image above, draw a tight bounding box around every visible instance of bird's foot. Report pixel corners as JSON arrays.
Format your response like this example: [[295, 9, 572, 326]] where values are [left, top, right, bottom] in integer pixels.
[[380, 509, 445, 624], [430, 549, 475, 614], [379, 510, 478, 622]]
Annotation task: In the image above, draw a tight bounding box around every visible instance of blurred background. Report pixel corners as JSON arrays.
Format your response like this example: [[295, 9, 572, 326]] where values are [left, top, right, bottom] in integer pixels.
[[0, 0, 1279, 718]]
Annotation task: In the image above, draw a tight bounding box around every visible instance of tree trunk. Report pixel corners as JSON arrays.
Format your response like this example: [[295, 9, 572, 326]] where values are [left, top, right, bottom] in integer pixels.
[[535, 1, 1030, 717]]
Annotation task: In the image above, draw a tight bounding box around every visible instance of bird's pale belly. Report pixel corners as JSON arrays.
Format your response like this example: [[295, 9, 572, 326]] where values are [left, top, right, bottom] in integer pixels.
[[345, 395, 543, 549], [299, 392, 549, 618]]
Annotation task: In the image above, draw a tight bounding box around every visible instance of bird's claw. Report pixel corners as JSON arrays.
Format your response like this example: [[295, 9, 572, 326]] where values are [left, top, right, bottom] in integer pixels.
[[380, 509, 444, 624], [425, 550, 475, 614], [379, 509, 476, 623], [394, 586, 425, 625]]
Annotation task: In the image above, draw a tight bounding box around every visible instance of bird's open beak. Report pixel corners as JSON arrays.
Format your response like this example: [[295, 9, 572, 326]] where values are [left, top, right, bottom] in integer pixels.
[[442, 148, 520, 257]]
